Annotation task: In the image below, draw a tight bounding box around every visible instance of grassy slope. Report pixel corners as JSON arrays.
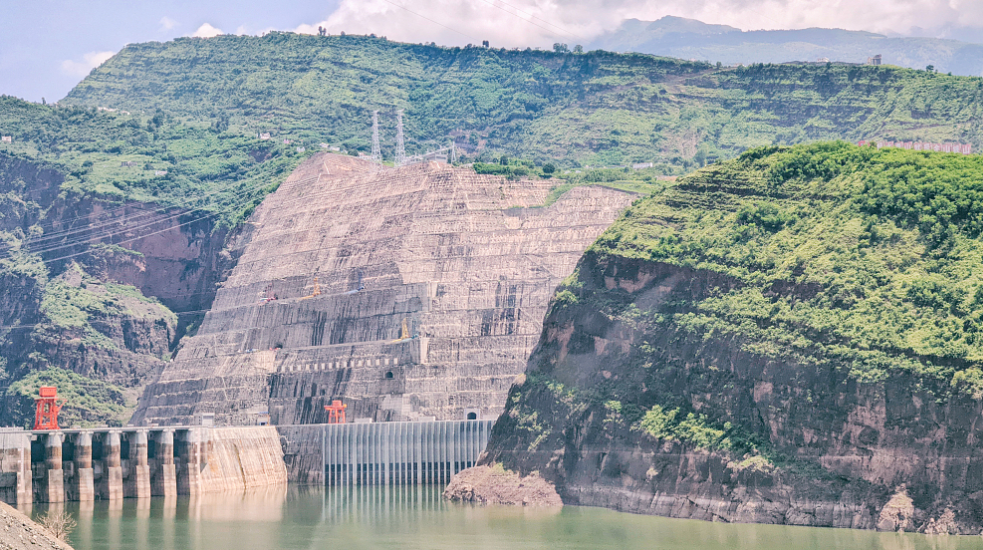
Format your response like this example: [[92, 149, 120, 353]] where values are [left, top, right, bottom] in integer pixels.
[[62, 33, 983, 169]]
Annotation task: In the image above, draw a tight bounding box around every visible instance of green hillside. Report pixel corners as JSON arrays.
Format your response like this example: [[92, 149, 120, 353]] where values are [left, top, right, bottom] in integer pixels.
[[484, 143, 983, 528], [62, 33, 983, 169]]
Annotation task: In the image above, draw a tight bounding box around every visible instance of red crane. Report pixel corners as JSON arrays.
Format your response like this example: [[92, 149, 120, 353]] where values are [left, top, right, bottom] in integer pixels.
[[34, 386, 63, 430], [324, 400, 347, 424]]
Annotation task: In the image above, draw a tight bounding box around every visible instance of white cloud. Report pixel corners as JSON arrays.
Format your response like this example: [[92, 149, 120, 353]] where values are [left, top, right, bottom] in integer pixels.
[[160, 16, 177, 31], [190, 23, 224, 38], [295, 0, 983, 49], [60, 51, 115, 77], [235, 25, 250, 36]]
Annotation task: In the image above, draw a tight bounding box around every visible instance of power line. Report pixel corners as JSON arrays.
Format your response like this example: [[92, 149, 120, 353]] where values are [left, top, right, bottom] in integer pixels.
[[475, 0, 586, 43], [375, 0, 479, 42]]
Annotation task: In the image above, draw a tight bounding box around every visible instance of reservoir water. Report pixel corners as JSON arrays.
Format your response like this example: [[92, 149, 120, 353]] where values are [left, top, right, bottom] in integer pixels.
[[27, 486, 983, 550]]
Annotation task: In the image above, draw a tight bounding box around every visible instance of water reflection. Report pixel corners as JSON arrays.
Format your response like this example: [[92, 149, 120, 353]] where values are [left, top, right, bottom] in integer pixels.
[[26, 486, 983, 550]]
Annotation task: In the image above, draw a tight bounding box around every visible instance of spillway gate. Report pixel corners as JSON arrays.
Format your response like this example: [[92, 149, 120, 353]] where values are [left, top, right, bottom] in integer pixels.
[[321, 420, 493, 486]]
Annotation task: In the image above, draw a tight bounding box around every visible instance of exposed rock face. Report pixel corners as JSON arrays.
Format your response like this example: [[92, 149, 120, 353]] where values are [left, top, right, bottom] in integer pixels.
[[134, 153, 636, 425], [444, 464, 562, 507], [0, 153, 228, 426]]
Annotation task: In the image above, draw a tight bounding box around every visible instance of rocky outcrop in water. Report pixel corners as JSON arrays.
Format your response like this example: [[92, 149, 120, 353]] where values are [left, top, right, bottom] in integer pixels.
[[444, 464, 562, 507], [134, 153, 637, 426]]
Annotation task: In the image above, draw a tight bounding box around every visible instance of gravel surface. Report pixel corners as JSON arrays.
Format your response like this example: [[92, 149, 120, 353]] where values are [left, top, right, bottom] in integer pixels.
[[0, 502, 73, 550]]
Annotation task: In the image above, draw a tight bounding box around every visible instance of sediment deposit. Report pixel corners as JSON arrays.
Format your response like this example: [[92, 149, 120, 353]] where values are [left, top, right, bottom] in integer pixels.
[[444, 464, 562, 507], [135, 153, 636, 425]]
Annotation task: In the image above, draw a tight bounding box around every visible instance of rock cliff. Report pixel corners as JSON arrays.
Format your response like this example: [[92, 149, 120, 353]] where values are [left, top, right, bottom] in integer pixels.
[[134, 153, 637, 425], [479, 143, 983, 533], [0, 153, 229, 426]]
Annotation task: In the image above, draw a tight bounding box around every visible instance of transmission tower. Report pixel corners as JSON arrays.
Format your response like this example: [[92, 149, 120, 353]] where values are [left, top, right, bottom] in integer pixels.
[[395, 109, 406, 167], [370, 110, 381, 163]]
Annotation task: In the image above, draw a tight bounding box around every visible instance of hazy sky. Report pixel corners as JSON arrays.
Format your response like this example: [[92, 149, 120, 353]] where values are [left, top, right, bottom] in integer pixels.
[[2, 0, 981, 103]]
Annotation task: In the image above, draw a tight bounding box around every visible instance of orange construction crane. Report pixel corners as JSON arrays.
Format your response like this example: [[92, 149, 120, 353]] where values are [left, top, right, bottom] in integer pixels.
[[324, 400, 347, 424], [300, 275, 321, 300], [34, 386, 64, 430]]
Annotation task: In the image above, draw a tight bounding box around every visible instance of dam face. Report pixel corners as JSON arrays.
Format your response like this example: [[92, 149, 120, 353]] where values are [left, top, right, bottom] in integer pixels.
[[135, 154, 635, 425]]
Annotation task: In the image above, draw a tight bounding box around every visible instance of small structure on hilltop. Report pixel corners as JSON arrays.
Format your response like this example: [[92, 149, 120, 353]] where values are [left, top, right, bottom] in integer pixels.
[[34, 386, 63, 430], [867, 54, 882, 66]]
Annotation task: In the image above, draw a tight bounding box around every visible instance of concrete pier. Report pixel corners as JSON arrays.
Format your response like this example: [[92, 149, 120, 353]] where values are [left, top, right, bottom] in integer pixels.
[[70, 432, 94, 501], [151, 430, 176, 497], [125, 431, 151, 498], [39, 433, 64, 503], [0, 431, 31, 505], [0, 426, 284, 505], [176, 429, 204, 497], [97, 431, 123, 500]]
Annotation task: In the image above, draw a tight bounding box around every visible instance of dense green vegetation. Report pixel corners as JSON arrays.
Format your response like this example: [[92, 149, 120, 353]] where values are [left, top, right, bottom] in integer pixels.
[[591, 142, 983, 383], [490, 143, 983, 493], [63, 33, 983, 170], [0, 96, 303, 227]]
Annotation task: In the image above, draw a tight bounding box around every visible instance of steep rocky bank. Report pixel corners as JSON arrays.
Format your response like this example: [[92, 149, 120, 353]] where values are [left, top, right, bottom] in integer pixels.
[[479, 143, 983, 533], [0, 153, 230, 426], [0, 502, 73, 550]]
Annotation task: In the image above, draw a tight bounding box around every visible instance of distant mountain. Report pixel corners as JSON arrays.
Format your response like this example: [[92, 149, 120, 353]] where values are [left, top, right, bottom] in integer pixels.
[[589, 16, 983, 77]]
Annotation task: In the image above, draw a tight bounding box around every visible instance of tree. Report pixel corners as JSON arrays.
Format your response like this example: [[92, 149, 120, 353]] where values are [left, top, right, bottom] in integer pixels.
[[927, 65, 935, 72], [553, 43, 569, 53], [541, 163, 556, 176], [499, 155, 509, 165], [573, 45, 583, 54], [38, 510, 76, 541]]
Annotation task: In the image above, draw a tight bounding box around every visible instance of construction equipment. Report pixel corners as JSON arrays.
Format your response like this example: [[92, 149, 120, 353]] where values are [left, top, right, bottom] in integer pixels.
[[344, 270, 365, 295], [259, 281, 278, 304], [324, 400, 347, 424], [34, 386, 64, 430], [300, 275, 321, 300], [392, 318, 415, 343]]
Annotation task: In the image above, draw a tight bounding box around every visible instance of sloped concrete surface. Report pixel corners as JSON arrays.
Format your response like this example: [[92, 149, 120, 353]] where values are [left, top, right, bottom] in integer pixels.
[[135, 154, 636, 425]]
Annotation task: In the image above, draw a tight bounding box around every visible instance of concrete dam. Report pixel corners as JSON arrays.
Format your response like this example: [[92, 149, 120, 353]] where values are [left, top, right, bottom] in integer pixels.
[[0, 426, 286, 505], [134, 153, 637, 426]]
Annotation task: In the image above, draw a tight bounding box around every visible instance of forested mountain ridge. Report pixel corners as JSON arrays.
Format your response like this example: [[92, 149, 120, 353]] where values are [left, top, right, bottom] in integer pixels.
[[62, 32, 983, 169]]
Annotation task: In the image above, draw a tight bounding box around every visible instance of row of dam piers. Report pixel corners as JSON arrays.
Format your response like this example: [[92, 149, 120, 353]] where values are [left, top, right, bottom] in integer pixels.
[[0, 426, 287, 505]]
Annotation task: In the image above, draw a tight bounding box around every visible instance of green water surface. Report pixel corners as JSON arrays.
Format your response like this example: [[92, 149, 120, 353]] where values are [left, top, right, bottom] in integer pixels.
[[27, 486, 983, 550]]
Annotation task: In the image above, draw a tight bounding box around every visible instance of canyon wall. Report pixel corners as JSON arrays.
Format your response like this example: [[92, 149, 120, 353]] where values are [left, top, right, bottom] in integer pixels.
[[0, 152, 229, 426], [476, 144, 983, 533], [134, 153, 637, 426]]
